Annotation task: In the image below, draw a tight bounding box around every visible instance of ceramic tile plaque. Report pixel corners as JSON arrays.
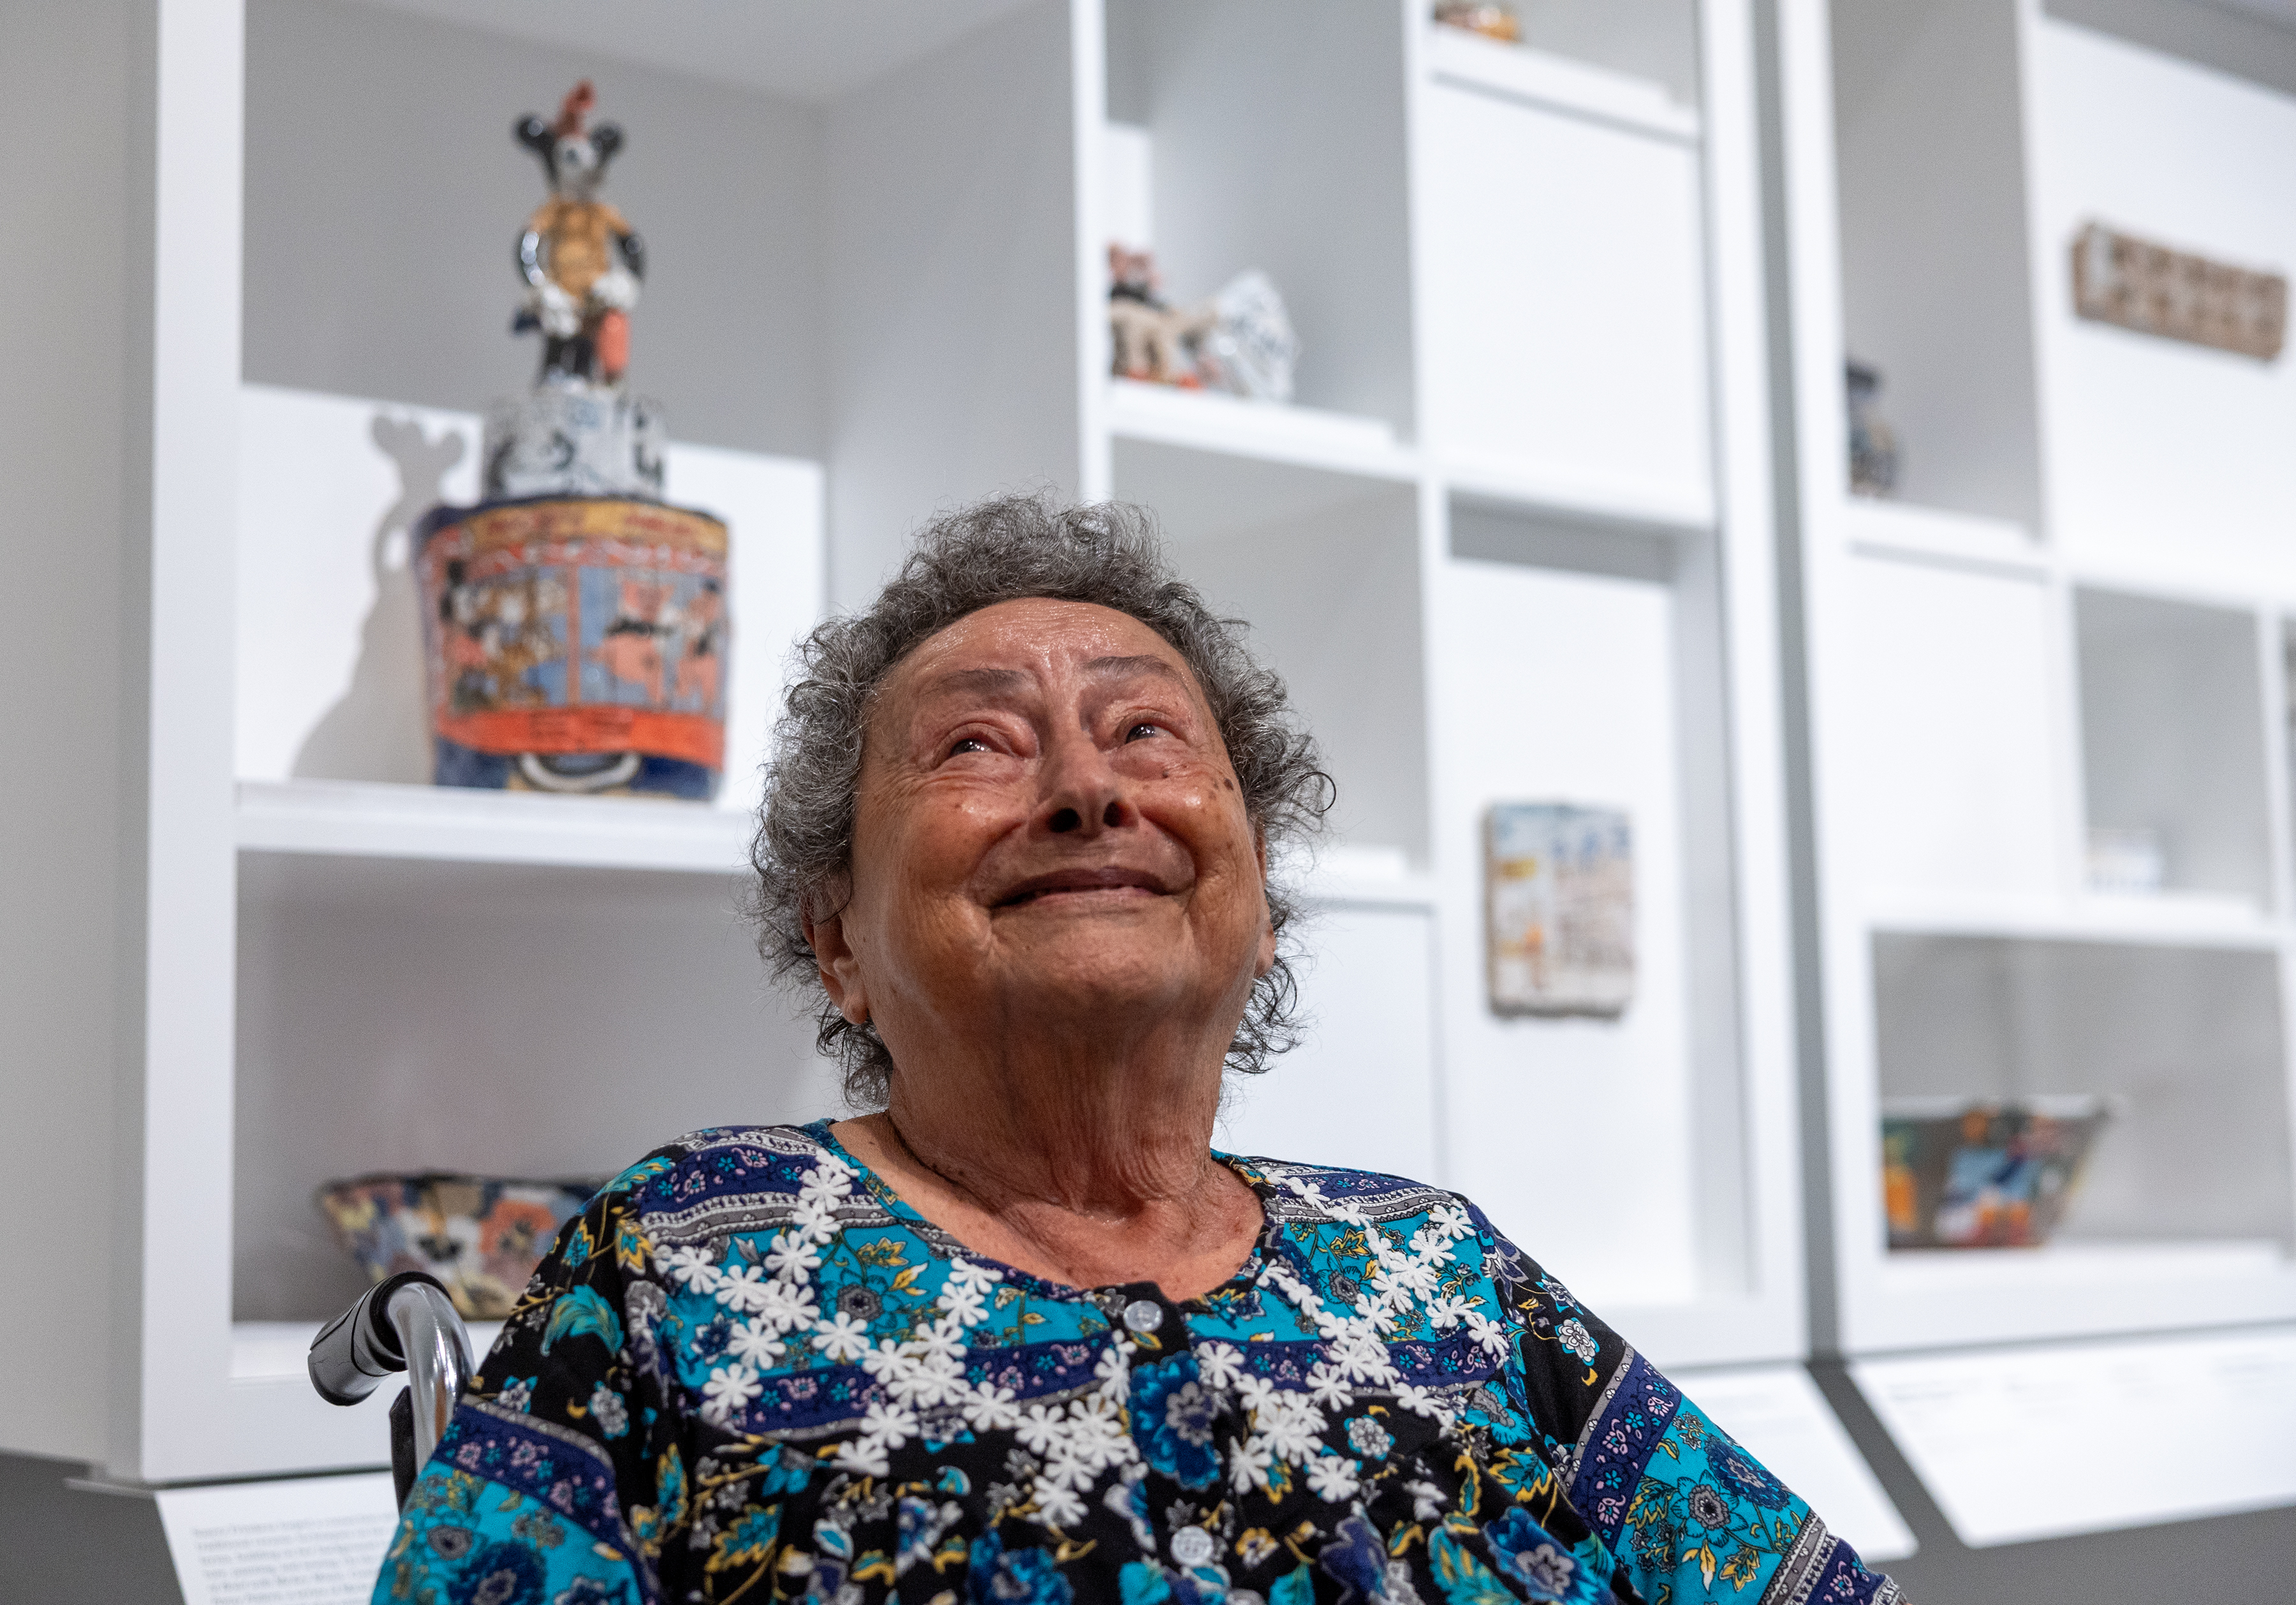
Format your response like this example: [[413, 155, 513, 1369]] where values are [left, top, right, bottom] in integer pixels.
[[1485, 802, 1634, 1017], [2072, 221, 2286, 360]]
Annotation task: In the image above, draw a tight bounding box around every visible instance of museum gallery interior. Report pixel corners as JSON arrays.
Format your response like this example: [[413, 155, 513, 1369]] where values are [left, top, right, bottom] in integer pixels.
[[6, 0, 2296, 1600]]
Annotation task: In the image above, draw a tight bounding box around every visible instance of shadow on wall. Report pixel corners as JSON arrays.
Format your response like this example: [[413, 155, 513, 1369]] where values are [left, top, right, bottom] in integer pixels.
[[291, 413, 467, 783]]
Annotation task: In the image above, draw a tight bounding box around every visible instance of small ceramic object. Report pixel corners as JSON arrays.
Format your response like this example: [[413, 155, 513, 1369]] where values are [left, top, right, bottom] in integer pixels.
[[1485, 802, 1635, 1017], [1109, 248, 1300, 404], [513, 81, 644, 389], [417, 496, 730, 797], [1880, 1097, 2115, 1249], [1434, 2, 1522, 43], [316, 1172, 605, 1320], [1109, 245, 1215, 387], [490, 81, 667, 502], [1846, 360, 1899, 496], [2086, 825, 2166, 894], [1200, 270, 1299, 404]]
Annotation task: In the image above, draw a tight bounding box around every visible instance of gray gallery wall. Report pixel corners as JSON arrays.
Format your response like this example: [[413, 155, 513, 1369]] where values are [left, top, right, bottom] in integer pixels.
[[242, 0, 823, 459]]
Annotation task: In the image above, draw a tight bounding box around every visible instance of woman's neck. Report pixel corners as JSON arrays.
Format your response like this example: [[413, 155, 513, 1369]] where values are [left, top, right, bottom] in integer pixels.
[[828, 1056, 1263, 1299]]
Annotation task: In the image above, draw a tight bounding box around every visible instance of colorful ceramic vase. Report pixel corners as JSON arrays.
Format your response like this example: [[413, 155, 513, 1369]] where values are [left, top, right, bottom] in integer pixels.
[[416, 495, 730, 798]]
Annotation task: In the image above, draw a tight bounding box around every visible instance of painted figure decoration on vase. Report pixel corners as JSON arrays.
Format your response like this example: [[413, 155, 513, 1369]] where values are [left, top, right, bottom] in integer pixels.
[[413, 82, 733, 799]]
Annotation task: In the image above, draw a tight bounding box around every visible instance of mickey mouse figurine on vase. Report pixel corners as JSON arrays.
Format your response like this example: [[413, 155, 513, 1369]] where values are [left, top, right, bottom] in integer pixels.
[[414, 82, 732, 800]]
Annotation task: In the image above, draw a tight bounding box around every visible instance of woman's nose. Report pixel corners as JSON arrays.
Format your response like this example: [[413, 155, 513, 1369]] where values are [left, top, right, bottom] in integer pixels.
[[1036, 731, 1135, 836], [1047, 799, 1126, 834]]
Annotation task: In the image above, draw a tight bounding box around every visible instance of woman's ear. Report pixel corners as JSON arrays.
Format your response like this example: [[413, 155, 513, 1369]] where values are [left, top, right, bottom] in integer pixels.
[[802, 890, 871, 1025], [1253, 825, 1276, 979]]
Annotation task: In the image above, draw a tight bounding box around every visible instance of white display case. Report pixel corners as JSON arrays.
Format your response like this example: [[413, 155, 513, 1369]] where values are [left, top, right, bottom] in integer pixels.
[[1776, 0, 2296, 1355], [5, 0, 1811, 1488]]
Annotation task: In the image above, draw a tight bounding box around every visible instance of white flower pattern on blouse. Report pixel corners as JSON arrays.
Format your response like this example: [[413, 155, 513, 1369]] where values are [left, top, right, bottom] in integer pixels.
[[372, 1123, 1904, 1605]]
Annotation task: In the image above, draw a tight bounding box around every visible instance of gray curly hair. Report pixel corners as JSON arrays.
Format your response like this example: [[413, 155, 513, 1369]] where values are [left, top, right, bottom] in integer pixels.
[[750, 492, 1334, 1107]]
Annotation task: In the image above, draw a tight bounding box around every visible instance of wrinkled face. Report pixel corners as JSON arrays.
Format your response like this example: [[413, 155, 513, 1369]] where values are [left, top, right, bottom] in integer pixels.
[[816, 598, 1275, 1068]]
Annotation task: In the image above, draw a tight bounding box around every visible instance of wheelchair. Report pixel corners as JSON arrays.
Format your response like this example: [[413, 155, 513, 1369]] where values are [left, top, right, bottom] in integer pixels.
[[306, 1272, 476, 1509]]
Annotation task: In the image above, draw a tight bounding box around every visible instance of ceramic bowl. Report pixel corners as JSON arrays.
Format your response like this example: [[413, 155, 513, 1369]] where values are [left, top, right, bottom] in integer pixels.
[[314, 1172, 604, 1320], [1881, 1097, 2116, 1249]]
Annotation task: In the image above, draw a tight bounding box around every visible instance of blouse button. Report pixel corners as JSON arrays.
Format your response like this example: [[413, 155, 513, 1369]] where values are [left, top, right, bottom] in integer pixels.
[[1170, 1527, 1215, 1567], [1122, 1298, 1165, 1335]]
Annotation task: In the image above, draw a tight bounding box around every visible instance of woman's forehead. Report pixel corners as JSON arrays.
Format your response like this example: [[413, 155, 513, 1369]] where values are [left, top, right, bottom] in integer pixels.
[[887, 598, 1200, 699]]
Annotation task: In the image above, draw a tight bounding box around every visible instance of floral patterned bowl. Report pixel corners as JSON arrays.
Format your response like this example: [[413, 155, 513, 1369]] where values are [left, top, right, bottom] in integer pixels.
[[1881, 1097, 2114, 1249], [314, 1172, 604, 1320]]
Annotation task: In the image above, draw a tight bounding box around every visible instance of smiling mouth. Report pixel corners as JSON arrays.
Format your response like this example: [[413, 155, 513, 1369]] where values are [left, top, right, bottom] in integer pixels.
[[994, 868, 1170, 908]]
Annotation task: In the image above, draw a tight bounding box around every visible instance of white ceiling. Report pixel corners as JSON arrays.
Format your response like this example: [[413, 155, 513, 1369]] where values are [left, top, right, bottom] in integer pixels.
[[348, 0, 1043, 101]]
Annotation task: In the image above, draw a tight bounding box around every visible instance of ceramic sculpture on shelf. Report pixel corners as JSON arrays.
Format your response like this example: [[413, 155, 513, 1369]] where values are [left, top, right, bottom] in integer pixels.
[[490, 80, 661, 499], [1846, 359, 1899, 497], [414, 81, 733, 800], [1433, 1, 1522, 43], [1108, 245, 1300, 403], [1109, 245, 1215, 387]]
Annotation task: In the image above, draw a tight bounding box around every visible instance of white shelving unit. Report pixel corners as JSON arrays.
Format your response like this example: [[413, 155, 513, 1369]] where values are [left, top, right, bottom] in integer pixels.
[[1776, 0, 2296, 1357], [8, 0, 1813, 1489]]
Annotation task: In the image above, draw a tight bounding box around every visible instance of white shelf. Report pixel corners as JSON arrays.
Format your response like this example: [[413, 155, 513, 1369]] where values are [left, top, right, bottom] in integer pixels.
[[232, 1320, 506, 1383], [1106, 380, 1415, 482], [1882, 1238, 2289, 1295], [1862, 887, 2281, 949], [1439, 450, 1715, 536], [1424, 26, 1701, 143], [236, 780, 753, 875], [1839, 498, 2044, 576]]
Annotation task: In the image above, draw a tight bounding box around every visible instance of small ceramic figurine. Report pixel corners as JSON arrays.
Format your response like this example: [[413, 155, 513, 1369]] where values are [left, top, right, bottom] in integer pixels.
[[1109, 246, 1216, 387], [1846, 360, 1899, 496], [513, 80, 644, 386], [485, 82, 665, 500], [1433, 1, 1523, 43], [1109, 246, 1300, 403]]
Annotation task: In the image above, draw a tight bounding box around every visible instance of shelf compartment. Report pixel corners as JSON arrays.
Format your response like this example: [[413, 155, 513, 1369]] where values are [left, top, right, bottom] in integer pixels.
[[1424, 24, 1700, 140], [1418, 33, 1713, 521], [1829, 0, 2045, 530], [2074, 587, 2274, 907], [232, 852, 840, 1327], [1429, 497, 1753, 1318], [1831, 551, 2063, 905], [235, 384, 826, 815], [245, 1, 830, 463], [1104, 0, 1416, 431], [1871, 932, 2295, 1255]]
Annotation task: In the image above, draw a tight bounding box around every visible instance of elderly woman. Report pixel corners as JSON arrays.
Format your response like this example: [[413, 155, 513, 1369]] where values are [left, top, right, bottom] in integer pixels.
[[374, 498, 1902, 1605]]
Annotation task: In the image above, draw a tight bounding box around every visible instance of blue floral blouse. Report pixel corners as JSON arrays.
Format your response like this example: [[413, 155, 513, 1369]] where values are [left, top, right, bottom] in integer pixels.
[[372, 1123, 1903, 1605]]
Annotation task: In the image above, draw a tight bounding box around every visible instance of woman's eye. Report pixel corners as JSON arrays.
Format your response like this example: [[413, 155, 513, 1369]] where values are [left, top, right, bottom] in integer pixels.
[[1124, 722, 1166, 743], [948, 737, 990, 757]]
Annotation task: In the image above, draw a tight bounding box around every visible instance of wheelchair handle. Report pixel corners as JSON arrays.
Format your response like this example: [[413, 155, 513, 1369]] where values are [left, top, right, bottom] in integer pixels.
[[309, 1271, 475, 1501]]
